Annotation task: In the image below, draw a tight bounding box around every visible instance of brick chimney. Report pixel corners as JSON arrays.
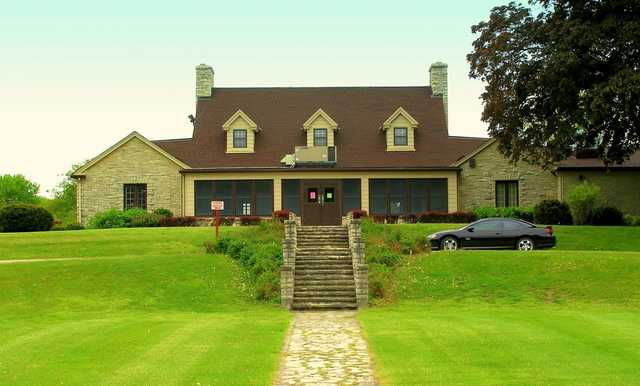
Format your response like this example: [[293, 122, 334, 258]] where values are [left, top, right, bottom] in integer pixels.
[[196, 63, 214, 98], [429, 62, 448, 125]]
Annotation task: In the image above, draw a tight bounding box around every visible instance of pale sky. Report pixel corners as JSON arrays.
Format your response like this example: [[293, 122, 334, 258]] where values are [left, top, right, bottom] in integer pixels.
[[0, 0, 506, 195]]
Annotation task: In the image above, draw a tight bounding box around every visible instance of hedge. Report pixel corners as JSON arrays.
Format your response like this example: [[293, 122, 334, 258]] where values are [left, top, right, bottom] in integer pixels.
[[0, 205, 54, 232]]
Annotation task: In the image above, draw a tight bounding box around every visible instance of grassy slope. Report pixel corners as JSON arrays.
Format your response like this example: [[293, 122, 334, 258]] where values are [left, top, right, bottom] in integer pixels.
[[0, 227, 290, 385], [359, 224, 640, 385]]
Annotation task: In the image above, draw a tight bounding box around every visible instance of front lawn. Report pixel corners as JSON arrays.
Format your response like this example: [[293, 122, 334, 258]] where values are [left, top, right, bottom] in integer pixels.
[[0, 227, 290, 385], [361, 302, 640, 385], [359, 223, 640, 385]]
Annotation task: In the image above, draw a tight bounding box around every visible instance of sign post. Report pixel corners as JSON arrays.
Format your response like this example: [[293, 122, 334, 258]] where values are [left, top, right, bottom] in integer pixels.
[[211, 201, 224, 239]]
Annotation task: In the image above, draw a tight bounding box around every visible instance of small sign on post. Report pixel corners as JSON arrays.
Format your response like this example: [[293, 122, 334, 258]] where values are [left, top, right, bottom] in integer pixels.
[[211, 201, 224, 239]]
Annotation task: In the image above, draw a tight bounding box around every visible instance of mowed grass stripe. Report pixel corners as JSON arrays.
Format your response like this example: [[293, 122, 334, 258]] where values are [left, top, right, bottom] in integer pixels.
[[360, 305, 640, 385], [102, 317, 220, 386], [0, 227, 291, 385]]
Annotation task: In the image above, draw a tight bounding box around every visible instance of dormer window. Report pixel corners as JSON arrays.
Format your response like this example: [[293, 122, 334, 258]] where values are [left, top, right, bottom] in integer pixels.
[[302, 109, 339, 147], [313, 128, 328, 146], [381, 107, 418, 151], [222, 110, 260, 153], [233, 129, 247, 148], [393, 127, 408, 146]]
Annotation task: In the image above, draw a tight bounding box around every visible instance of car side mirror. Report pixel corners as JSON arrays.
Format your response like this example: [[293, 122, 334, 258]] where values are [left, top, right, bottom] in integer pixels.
[[467, 227, 474, 233]]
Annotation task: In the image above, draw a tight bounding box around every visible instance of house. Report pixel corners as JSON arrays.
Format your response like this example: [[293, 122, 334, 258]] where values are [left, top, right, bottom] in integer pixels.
[[72, 63, 640, 225]]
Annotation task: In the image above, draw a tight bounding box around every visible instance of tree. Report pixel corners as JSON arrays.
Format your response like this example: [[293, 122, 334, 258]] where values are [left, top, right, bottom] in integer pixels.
[[0, 174, 40, 205], [468, 0, 640, 167]]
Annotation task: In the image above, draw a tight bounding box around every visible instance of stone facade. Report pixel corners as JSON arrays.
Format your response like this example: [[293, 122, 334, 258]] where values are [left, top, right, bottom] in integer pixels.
[[77, 137, 183, 224], [458, 141, 558, 210], [559, 170, 640, 215]]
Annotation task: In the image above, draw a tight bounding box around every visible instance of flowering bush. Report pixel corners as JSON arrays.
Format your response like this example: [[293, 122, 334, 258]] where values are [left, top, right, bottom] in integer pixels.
[[350, 209, 368, 219], [272, 210, 291, 222]]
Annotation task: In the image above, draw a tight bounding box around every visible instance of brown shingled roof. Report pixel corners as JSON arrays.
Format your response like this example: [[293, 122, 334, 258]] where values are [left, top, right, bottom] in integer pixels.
[[153, 87, 488, 170], [557, 150, 640, 169]]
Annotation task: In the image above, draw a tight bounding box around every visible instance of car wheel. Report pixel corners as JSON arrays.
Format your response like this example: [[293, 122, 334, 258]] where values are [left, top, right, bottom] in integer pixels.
[[517, 237, 534, 251], [441, 236, 458, 251]]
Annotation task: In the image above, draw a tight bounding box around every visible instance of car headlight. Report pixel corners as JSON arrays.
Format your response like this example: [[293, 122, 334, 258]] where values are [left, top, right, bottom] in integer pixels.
[[427, 234, 436, 239]]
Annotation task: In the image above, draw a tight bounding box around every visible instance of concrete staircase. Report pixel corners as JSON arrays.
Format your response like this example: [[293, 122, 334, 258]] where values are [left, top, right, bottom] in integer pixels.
[[292, 226, 358, 310]]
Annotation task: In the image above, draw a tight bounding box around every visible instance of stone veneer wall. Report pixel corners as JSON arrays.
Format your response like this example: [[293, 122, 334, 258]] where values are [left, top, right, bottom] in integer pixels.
[[559, 170, 640, 215], [458, 141, 558, 210], [77, 137, 183, 224]]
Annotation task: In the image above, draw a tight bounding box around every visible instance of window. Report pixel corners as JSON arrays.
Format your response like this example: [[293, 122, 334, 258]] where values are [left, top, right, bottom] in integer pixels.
[[369, 179, 448, 215], [324, 187, 335, 203], [393, 127, 408, 146], [389, 179, 406, 214], [233, 129, 247, 148], [194, 180, 273, 217], [313, 128, 327, 146], [255, 180, 273, 216], [342, 179, 361, 215], [307, 188, 318, 203], [496, 181, 519, 207], [503, 220, 529, 230], [282, 179, 300, 215], [473, 220, 502, 232], [123, 184, 147, 210]]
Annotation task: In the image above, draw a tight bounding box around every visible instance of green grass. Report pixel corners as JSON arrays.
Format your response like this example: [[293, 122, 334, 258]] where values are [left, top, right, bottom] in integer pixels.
[[359, 224, 640, 385], [0, 227, 290, 385], [361, 303, 640, 385]]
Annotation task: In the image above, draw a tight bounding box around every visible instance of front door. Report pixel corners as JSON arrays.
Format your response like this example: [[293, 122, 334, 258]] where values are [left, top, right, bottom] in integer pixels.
[[301, 180, 341, 226]]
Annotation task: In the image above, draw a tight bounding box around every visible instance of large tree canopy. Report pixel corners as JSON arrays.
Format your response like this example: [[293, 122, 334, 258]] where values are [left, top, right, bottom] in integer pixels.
[[0, 174, 40, 205], [468, 0, 640, 167]]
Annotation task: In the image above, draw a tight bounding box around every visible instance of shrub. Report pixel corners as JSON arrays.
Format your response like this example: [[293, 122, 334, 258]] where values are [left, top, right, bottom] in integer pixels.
[[158, 216, 198, 227], [566, 183, 603, 225], [65, 223, 85, 230], [238, 215, 261, 225], [533, 200, 573, 225], [272, 210, 291, 222], [591, 206, 624, 225], [207, 222, 283, 301], [152, 208, 173, 217], [417, 211, 477, 223], [0, 205, 54, 232], [473, 207, 534, 222], [130, 213, 162, 227], [399, 213, 417, 223], [350, 209, 368, 219], [372, 214, 398, 224], [624, 215, 640, 226], [88, 209, 128, 229], [368, 264, 394, 300]]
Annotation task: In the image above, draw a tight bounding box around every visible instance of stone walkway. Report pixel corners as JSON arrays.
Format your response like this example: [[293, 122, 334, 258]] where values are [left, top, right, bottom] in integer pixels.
[[276, 311, 376, 385], [0, 257, 84, 264]]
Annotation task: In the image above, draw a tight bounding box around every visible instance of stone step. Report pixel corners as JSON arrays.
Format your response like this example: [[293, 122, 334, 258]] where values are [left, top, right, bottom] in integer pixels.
[[296, 266, 353, 272], [297, 246, 349, 250], [293, 295, 357, 303], [295, 261, 353, 267], [295, 267, 354, 274], [295, 288, 356, 295], [293, 279, 356, 290], [294, 291, 356, 298], [296, 258, 352, 264], [295, 274, 355, 281], [296, 235, 348, 239], [291, 302, 357, 310], [296, 242, 349, 246]]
